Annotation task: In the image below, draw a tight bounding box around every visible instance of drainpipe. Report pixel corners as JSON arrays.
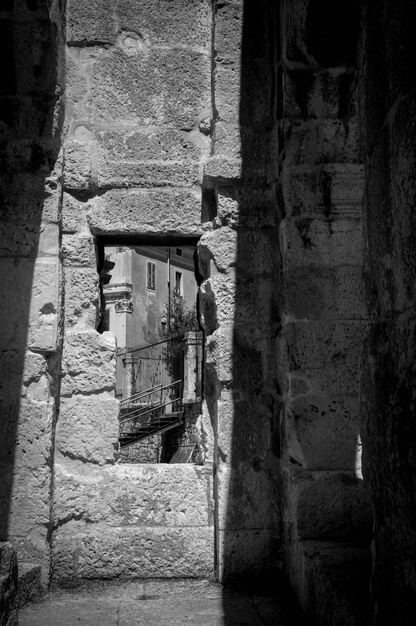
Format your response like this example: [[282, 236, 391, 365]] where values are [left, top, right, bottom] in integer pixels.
[[167, 246, 171, 333]]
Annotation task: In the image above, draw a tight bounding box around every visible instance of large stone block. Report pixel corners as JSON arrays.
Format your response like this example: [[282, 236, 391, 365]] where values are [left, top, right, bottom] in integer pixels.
[[67, 0, 117, 45], [0, 257, 59, 353], [116, 0, 212, 51], [283, 68, 356, 120], [215, 59, 272, 124], [60, 331, 116, 396], [214, 0, 244, 61], [95, 127, 208, 187], [29, 258, 60, 351], [61, 193, 90, 233], [281, 164, 364, 218], [204, 326, 233, 385], [282, 266, 365, 320], [6, 468, 51, 537], [63, 141, 92, 191], [0, 174, 60, 258], [90, 47, 210, 129], [284, 320, 368, 395], [64, 267, 99, 330], [62, 234, 95, 267], [56, 393, 119, 465], [51, 523, 214, 580], [289, 394, 360, 471], [281, 217, 362, 269], [282, 119, 361, 166], [216, 461, 280, 531], [14, 395, 54, 472], [88, 188, 203, 234], [217, 528, 280, 581], [295, 470, 372, 540], [53, 461, 213, 528]]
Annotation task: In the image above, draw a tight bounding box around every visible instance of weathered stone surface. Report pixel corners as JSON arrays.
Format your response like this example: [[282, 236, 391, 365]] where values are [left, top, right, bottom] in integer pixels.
[[64, 267, 99, 330], [63, 141, 92, 191], [6, 468, 51, 536], [16, 562, 42, 609], [51, 523, 214, 580], [283, 69, 356, 120], [56, 393, 119, 465], [53, 461, 213, 528], [282, 266, 365, 320], [61, 193, 90, 234], [215, 60, 272, 124], [289, 395, 360, 471], [295, 471, 372, 540], [90, 47, 210, 129], [217, 529, 280, 580], [62, 234, 95, 267], [281, 218, 362, 269], [13, 396, 54, 473], [0, 542, 18, 626], [282, 119, 361, 166], [60, 331, 115, 396], [281, 164, 363, 218], [95, 127, 207, 188], [214, 0, 244, 61], [29, 257, 60, 351], [284, 321, 367, 395], [116, 0, 211, 50], [0, 175, 60, 258], [67, 0, 117, 45], [216, 462, 279, 530], [87, 188, 203, 234], [0, 258, 59, 352]]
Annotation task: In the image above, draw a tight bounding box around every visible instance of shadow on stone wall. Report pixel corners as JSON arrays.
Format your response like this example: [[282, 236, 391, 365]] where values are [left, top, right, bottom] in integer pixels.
[[218, 0, 283, 610], [0, 0, 62, 564]]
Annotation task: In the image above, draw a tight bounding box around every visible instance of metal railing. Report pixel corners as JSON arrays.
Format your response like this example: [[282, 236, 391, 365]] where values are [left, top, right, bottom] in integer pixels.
[[119, 379, 183, 447]]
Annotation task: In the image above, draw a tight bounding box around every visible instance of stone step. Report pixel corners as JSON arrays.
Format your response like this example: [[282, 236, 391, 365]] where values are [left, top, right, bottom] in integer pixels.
[[16, 563, 42, 610]]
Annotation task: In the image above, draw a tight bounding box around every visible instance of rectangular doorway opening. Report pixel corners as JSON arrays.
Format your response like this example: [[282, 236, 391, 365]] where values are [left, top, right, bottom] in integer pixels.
[[97, 239, 203, 465]]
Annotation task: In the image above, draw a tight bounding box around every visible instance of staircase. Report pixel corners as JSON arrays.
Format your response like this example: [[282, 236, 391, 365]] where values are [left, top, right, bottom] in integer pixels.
[[119, 380, 183, 448]]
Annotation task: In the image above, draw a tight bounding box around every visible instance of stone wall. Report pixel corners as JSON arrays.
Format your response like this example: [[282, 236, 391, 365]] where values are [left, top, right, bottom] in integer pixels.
[[278, 0, 372, 613], [0, 0, 65, 583], [360, 1, 416, 621], [51, 0, 215, 581], [199, 0, 282, 580]]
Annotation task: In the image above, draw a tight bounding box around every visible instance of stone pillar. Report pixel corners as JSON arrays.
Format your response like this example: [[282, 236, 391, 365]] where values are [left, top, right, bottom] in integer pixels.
[[122, 353, 135, 400], [182, 331, 203, 404], [115, 298, 133, 350]]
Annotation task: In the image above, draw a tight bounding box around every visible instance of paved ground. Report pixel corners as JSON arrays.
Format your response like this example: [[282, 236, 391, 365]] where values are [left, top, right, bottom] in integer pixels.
[[19, 578, 307, 625]]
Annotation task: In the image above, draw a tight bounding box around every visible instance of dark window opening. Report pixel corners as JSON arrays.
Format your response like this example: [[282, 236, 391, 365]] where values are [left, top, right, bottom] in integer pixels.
[[174, 271, 183, 297], [147, 261, 156, 291]]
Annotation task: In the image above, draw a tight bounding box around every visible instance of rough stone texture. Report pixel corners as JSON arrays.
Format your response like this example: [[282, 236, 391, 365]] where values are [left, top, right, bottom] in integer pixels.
[[56, 395, 119, 466], [48, 0, 215, 590], [198, 0, 282, 584], [16, 563, 42, 610], [5, 1, 412, 624], [51, 461, 214, 580], [0, 542, 18, 626], [359, 3, 416, 617], [0, 0, 65, 587], [87, 188, 205, 235], [278, 3, 371, 624]]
